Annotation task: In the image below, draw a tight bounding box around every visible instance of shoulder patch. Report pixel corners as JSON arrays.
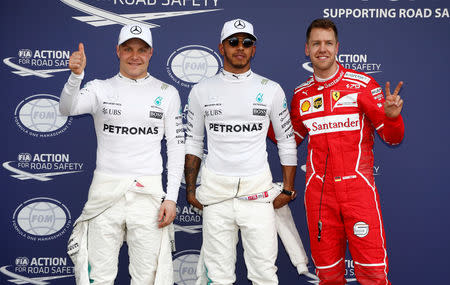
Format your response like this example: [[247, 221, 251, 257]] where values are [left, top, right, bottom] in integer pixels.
[[294, 77, 314, 94], [344, 72, 371, 84]]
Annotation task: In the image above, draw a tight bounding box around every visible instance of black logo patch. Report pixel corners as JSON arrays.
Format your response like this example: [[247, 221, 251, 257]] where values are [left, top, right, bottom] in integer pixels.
[[253, 108, 267, 116], [149, 111, 163, 119]]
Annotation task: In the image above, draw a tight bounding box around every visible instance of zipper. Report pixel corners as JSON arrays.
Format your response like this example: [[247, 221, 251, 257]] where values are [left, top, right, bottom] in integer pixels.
[[318, 154, 328, 242], [235, 178, 241, 197]]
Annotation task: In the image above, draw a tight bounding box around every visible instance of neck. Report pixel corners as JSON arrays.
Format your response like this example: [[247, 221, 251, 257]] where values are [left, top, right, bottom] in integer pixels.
[[118, 72, 149, 82], [223, 63, 251, 75]]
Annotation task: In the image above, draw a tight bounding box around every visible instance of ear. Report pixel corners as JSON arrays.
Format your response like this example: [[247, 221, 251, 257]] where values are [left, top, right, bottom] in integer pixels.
[[251, 45, 256, 57], [305, 42, 310, 57], [149, 47, 154, 57], [336, 41, 340, 54], [116, 45, 120, 58], [218, 43, 225, 56]]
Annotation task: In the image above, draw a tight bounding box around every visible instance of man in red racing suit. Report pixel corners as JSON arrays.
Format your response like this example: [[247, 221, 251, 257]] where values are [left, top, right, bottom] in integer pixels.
[[272, 19, 405, 284]]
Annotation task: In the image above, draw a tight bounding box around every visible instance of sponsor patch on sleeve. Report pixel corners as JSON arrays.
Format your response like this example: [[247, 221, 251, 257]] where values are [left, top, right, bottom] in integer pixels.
[[371, 87, 382, 96]]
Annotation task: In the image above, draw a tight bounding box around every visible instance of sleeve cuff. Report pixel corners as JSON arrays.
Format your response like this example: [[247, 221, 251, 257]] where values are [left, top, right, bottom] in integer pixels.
[[68, 71, 85, 86]]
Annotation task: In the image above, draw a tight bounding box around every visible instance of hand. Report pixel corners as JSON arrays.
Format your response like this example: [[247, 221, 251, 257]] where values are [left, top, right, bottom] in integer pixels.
[[158, 200, 176, 228], [273, 189, 297, 209], [186, 187, 203, 210], [69, 43, 86, 75], [384, 81, 404, 118]]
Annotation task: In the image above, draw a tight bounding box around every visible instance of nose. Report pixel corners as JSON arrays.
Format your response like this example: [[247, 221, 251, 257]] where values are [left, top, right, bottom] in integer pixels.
[[319, 43, 325, 52], [130, 50, 139, 59], [236, 41, 245, 50]]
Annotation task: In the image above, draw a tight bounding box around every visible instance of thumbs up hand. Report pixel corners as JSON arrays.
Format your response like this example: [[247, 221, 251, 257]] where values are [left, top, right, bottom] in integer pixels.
[[68, 43, 86, 75]]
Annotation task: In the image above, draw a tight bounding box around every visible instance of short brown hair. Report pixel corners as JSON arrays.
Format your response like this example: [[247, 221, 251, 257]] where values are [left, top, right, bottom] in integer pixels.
[[306, 19, 338, 42]]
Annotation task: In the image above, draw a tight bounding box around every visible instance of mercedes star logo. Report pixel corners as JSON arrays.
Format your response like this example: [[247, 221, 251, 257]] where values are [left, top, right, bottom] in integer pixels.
[[130, 25, 142, 34], [234, 20, 245, 29]]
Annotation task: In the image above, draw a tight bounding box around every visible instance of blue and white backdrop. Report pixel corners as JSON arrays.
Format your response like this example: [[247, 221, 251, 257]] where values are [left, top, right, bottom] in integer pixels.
[[1, 0, 449, 284]]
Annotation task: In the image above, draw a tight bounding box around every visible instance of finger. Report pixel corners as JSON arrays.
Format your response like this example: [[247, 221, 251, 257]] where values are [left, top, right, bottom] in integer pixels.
[[158, 206, 165, 222], [159, 214, 172, 228], [70, 56, 82, 64], [393, 81, 403, 96], [79, 43, 85, 55], [385, 81, 391, 97], [396, 99, 404, 108], [70, 52, 81, 59], [384, 101, 395, 107], [69, 62, 80, 69], [159, 217, 167, 228]]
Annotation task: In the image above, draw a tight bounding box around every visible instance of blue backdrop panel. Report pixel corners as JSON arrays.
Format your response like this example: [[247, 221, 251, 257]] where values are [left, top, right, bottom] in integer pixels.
[[1, 0, 449, 284]]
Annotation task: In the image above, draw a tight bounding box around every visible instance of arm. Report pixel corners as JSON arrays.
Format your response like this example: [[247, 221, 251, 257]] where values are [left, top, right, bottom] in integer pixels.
[[273, 165, 297, 209], [289, 91, 308, 146], [163, 90, 185, 203], [269, 85, 297, 166], [184, 86, 205, 209], [268, 89, 308, 147], [59, 43, 97, 116], [270, 85, 298, 209], [360, 80, 405, 145], [158, 89, 185, 228], [185, 154, 203, 210]]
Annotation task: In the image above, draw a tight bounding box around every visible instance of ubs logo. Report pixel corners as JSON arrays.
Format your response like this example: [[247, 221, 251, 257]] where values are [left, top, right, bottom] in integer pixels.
[[204, 109, 222, 117], [102, 107, 121, 116]]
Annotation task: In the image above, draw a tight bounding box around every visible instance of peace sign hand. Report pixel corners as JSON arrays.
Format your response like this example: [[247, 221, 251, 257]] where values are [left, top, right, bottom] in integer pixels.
[[384, 81, 404, 118]]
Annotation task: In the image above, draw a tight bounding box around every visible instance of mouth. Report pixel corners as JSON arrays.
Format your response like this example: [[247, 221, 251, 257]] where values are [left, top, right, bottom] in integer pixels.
[[316, 55, 329, 61], [127, 62, 142, 66], [233, 54, 247, 60]]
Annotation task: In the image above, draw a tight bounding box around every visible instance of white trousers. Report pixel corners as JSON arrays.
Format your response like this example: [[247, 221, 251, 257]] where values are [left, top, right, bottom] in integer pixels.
[[87, 191, 169, 285], [201, 199, 278, 285]]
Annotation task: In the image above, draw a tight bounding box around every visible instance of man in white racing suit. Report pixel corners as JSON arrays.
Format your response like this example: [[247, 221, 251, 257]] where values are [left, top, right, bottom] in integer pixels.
[[184, 19, 300, 285], [60, 24, 184, 285]]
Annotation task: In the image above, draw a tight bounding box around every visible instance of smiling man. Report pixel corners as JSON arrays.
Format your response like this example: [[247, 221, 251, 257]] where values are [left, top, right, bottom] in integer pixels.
[[60, 24, 184, 285], [289, 19, 404, 284], [184, 19, 300, 284]]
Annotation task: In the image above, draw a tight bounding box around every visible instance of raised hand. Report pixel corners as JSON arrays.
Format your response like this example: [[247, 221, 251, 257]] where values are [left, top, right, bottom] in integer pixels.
[[384, 81, 404, 118], [68, 43, 86, 75]]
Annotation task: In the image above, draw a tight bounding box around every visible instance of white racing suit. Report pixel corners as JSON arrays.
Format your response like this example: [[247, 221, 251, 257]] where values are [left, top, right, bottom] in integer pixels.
[[185, 69, 300, 285], [194, 178, 310, 285], [67, 172, 175, 285], [61, 72, 184, 284]]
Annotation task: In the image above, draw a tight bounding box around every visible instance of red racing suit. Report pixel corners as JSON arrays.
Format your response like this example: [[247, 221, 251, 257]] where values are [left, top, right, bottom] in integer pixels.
[[290, 62, 404, 284]]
